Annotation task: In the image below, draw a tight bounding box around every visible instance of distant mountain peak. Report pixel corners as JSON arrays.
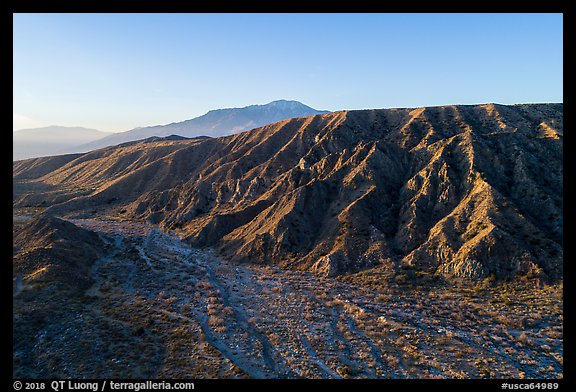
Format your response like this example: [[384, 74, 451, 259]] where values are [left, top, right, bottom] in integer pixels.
[[268, 99, 309, 106], [205, 99, 323, 113], [71, 100, 330, 153]]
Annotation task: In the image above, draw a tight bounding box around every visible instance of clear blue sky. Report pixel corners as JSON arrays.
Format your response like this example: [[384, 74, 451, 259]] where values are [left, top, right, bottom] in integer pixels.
[[13, 13, 563, 132]]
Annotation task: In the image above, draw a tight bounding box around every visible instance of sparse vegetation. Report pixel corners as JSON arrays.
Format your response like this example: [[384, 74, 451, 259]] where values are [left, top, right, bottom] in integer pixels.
[[13, 216, 563, 379]]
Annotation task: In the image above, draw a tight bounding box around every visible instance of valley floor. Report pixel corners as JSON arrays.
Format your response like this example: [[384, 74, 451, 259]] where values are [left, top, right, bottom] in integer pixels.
[[13, 215, 563, 379]]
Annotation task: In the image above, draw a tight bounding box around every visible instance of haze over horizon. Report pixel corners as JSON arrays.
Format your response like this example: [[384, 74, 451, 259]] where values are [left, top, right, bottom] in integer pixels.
[[13, 13, 562, 132]]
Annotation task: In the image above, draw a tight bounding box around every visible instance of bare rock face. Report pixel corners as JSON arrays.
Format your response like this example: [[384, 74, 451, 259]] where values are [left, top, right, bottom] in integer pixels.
[[13, 103, 563, 281]]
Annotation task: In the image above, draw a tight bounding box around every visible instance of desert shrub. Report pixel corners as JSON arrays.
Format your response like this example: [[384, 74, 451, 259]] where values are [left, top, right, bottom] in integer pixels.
[[132, 326, 145, 336], [222, 306, 234, 316], [394, 274, 408, 285], [214, 326, 227, 334], [517, 332, 532, 345], [268, 333, 281, 346], [375, 294, 391, 302], [207, 304, 220, 316], [208, 316, 225, 328], [195, 281, 213, 290], [337, 365, 355, 378]]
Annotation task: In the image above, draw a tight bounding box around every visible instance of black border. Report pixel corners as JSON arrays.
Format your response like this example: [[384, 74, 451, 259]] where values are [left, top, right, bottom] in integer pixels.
[[8, 0, 570, 13], [9, 1, 571, 390]]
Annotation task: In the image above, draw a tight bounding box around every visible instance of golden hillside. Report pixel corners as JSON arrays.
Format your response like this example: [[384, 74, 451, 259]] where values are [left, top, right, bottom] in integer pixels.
[[14, 103, 563, 281]]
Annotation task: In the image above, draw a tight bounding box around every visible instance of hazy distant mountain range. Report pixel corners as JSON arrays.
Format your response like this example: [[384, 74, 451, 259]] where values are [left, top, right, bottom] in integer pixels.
[[12, 100, 329, 161], [74, 100, 329, 153], [13, 126, 111, 161]]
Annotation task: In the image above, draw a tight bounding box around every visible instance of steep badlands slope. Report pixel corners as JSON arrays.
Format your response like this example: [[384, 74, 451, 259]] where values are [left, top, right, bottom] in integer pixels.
[[13, 153, 83, 180], [13, 104, 563, 281], [13, 216, 104, 293]]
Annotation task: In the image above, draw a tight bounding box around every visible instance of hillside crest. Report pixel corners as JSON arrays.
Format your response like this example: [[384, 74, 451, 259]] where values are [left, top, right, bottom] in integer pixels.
[[13, 103, 563, 281]]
